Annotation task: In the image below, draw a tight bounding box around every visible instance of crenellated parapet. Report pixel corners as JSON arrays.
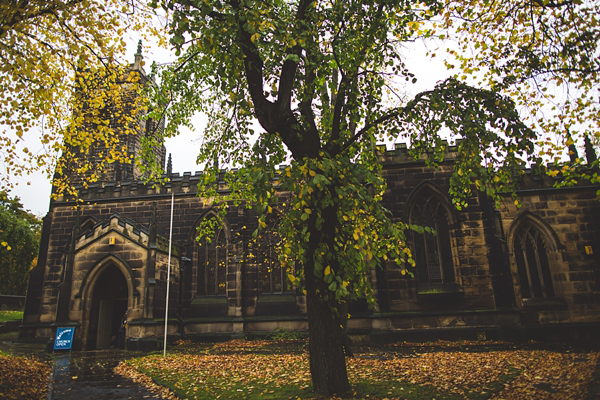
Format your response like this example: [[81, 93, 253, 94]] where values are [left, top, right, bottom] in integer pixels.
[[76, 213, 150, 249], [55, 138, 591, 207], [75, 212, 179, 256], [376, 140, 462, 164], [53, 172, 207, 204], [54, 166, 289, 204]]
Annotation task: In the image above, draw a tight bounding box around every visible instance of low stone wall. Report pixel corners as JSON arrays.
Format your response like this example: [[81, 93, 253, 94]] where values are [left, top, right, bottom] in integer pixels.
[[0, 295, 25, 311], [0, 320, 21, 333]]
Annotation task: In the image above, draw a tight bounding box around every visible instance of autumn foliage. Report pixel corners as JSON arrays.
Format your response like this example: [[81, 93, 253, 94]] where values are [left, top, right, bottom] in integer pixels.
[[0, 0, 161, 196]]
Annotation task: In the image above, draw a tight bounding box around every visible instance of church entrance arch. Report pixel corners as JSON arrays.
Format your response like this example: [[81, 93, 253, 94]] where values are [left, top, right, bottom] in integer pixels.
[[86, 264, 129, 349]]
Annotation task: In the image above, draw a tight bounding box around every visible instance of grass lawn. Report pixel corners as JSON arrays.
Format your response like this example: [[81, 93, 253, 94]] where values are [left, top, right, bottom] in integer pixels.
[[0, 311, 23, 323], [116, 339, 600, 399]]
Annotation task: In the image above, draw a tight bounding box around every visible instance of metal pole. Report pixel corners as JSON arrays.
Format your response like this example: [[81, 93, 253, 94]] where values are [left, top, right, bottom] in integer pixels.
[[163, 192, 175, 358]]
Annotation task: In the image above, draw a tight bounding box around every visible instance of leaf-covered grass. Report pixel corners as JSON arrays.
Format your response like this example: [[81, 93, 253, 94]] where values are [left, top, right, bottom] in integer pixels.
[[0, 311, 23, 323], [116, 339, 600, 399], [0, 352, 51, 400]]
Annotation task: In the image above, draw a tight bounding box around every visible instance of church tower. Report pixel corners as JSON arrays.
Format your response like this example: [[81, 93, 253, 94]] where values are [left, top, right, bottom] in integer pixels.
[[58, 41, 166, 187]]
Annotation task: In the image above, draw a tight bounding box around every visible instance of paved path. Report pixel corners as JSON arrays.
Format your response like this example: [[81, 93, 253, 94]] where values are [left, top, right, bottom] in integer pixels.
[[49, 349, 161, 399], [1, 338, 161, 399]]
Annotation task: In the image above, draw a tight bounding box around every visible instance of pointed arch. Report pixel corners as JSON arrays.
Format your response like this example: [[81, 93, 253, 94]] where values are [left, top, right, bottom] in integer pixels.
[[507, 212, 562, 301], [403, 181, 458, 285], [79, 216, 98, 236], [75, 253, 138, 302], [403, 181, 458, 227], [189, 208, 232, 243], [506, 211, 562, 252], [77, 254, 137, 349], [190, 209, 230, 297]]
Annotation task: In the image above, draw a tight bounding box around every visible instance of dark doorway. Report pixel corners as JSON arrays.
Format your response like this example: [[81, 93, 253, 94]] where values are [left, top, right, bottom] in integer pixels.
[[87, 264, 128, 349]]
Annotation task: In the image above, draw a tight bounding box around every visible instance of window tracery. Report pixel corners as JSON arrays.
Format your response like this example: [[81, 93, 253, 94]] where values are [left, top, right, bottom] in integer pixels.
[[514, 222, 554, 299], [254, 215, 291, 294], [409, 191, 455, 284], [197, 216, 227, 296]]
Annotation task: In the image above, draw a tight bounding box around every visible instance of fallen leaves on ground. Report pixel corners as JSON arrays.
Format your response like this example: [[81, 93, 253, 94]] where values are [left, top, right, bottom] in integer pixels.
[[369, 350, 598, 398], [115, 340, 600, 399], [114, 362, 179, 399], [0, 353, 51, 399]]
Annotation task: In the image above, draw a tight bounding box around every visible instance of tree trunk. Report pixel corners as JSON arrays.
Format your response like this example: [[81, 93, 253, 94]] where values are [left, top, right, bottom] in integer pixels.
[[305, 271, 351, 396], [304, 205, 351, 396]]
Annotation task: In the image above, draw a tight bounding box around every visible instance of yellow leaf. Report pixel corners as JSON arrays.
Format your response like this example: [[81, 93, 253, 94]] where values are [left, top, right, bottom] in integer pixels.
[[324, 266, 331, 275]]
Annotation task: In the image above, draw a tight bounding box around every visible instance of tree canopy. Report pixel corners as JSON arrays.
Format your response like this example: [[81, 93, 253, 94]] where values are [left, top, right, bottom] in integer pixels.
[[0, 192, 41, 295], [0, 0, 161, 195], [440, 0, 600, 173]]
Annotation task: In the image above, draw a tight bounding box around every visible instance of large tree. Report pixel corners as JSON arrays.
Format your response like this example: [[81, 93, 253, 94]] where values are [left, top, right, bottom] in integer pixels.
[[0, 192, 41, 295], [0, 0, 160, 195], [147, 0, 597, 395]]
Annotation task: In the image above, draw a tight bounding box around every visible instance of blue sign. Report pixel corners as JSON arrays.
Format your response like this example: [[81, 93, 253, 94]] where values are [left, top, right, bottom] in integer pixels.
[[53, 327, 75, 351]]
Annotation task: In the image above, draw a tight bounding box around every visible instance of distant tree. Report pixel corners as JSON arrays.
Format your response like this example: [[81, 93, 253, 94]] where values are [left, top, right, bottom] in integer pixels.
[[0, 192, 41, 295], [145, 0, 559, 395]]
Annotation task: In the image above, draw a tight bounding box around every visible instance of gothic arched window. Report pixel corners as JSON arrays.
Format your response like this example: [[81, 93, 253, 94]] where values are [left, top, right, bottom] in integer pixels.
[[80, 217, 97, 234], [514, 222, 554, 299], [197, 217, 227, 296], [255, 216, 290, 294], [409, 191, 455, 284]]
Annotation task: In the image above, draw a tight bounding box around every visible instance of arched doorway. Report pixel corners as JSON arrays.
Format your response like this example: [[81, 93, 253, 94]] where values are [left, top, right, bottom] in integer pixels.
[[87, 264, 128, 349]]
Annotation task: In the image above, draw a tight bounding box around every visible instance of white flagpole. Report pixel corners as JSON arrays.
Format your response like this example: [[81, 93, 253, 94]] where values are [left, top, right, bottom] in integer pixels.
[[163, 192, 175, 358]]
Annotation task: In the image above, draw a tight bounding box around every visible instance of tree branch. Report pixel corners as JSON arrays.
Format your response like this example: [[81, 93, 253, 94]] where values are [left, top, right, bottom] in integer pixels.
[[228, 0, 318, 159], [339, 108, 404, 155], [0, 0, 84, 39], [329, 2, 385, 149], [228, 0, 271, 127], [276, 0, 312, 111]]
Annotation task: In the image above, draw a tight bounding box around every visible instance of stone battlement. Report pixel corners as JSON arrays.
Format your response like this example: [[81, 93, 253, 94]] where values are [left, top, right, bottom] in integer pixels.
[[53, 139, 571, 206], [376, 139, 462, 164]]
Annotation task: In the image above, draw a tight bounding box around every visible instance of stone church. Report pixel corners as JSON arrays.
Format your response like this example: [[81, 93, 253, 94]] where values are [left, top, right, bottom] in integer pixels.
[[19, 50, 600, 350]]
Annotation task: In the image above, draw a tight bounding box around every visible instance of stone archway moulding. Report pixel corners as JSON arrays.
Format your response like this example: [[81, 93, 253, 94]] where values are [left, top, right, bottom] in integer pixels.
[[76, 253, 139, 309], [506, 210, 563, 253]]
